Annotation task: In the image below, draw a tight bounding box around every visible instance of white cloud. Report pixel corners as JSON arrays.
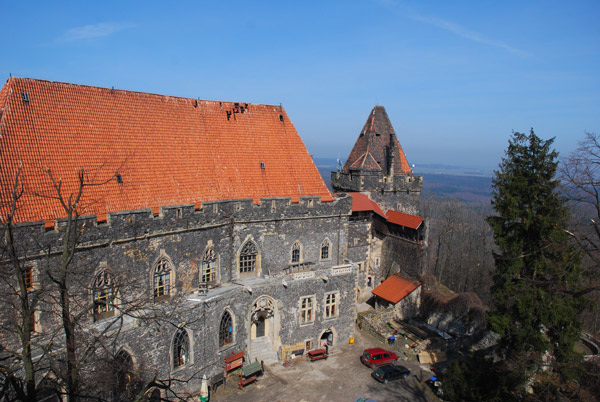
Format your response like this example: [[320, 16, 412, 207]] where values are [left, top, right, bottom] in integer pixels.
[[58, 22, 136, 42], [375, 0, 532, 58]]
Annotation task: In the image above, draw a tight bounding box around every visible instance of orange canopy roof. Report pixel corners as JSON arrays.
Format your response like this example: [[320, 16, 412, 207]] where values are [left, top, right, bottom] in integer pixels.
[[0, 78, 332, 226], [372, 273, 420, 304], [386, 210, 424, 230], [348, 192, 385, 218]]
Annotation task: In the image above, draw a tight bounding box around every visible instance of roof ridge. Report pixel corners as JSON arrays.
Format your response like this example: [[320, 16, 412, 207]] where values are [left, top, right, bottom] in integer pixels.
[[8, 77, 283, 109]]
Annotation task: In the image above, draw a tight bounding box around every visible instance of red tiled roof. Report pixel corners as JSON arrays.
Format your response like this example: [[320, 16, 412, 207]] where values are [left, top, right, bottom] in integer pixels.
[[372, 273, 420, 304], [0, 78, 333, 226], [386, 210, 424, 230], [348, 192, 385, 218], [344, 106, 412, 175]]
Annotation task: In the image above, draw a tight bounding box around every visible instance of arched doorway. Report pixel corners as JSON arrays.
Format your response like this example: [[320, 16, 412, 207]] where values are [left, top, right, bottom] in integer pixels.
[[248, 296, 280, 363], [320, 329, 335, 352]]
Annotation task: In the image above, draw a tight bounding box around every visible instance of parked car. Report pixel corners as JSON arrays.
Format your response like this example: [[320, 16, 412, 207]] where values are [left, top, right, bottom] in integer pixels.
[[360, 348, 398, 368], [371, 364, 411, 384]]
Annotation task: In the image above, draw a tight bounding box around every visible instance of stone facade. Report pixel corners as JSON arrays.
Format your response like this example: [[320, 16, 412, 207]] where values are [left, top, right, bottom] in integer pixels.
[[3, 196, 357, 396]]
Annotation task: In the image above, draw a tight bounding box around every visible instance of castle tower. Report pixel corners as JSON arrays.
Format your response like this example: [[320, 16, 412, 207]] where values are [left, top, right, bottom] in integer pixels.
[[331, 106, 423, 214]]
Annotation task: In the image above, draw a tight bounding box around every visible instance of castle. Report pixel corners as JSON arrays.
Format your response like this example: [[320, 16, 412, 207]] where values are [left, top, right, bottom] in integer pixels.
[[0, 77, 425, 399]]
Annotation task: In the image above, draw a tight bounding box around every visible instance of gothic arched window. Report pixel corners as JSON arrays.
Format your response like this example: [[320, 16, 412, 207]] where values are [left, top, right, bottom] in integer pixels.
[[201, 248, 217, 284], [114, 350, 134, 395], [219, 311, 233, 347], [173, 328, 190, 368], [93, 270, 116, 321], [291, 242, 301, 264], [239, 241, 258, 274], [321, 239, 331, 260], [153, 258, 172, 299]]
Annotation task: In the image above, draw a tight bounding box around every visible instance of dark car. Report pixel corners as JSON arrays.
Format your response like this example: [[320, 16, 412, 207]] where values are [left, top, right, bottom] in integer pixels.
[[360, 348, 398, 368], [371, 364, 411, 384]]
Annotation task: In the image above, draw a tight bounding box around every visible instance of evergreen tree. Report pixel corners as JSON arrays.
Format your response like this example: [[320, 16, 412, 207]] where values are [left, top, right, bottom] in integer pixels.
[[487, 130, 585, 382]]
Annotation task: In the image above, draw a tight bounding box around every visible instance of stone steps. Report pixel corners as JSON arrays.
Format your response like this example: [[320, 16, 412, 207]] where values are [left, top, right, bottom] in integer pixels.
[[247, 337, 278, 365]]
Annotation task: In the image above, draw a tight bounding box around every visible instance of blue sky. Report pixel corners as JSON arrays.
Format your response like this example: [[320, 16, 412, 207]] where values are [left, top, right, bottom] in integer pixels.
[[2, 0, 599, 171]]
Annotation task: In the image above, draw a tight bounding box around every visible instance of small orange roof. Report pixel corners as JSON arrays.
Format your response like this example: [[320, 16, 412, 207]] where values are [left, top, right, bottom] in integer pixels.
[[0, 78, 333, 226], [348, 192, 385, 218], [372, 273, 420, 304], [386, 210, 424, 230]]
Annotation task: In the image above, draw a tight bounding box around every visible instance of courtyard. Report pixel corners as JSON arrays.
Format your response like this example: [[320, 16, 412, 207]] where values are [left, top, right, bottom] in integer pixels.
[[210, 323, 440, 402]]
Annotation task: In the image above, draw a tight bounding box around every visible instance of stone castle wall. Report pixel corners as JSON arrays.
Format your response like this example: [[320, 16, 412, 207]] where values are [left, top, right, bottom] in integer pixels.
[[2, 194, 357, 396]]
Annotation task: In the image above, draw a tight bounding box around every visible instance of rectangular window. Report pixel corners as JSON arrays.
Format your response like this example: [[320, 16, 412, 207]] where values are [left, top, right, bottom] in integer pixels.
[[202, 260, 216, 283], [23, 268, 33, 290], [325, 293, 338, 319], [305, 339, 313, 351], [153, 272, 170, 298], [300, 297, 314, 324]]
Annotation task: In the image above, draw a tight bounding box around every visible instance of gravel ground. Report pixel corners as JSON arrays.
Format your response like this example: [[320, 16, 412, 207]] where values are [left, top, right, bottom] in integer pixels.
[[210, 324, 439, 402]]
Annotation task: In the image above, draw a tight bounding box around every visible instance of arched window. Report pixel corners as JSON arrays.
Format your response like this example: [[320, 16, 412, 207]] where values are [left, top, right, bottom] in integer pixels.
[[114, 350, 134, 395], [219, 311, 233, 347], [201, 248, 217, 284], [321, 239, 331, 260], [93, 270, 116, 321], [239, 241, 258, 274], [291, 242, 301, 264], [173, 328, 190, 368], [153, 258, 172, 299]]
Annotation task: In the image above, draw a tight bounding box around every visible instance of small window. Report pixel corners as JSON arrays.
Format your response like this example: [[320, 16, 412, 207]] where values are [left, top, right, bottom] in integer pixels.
[[320, 239, 330, 261], [153, 258, 172, 300], [23, 268, 33, 290], [305, 339, 313, 351], [201, 248, 217, 284], [93, 270, 116, 321], [219, 311, 233, 347], [300, 297, 314, 324], [173, 328, 190, 368], [325, 293, 338, 319], [291, 242, 301, 264], [239, 241, 258, 274]]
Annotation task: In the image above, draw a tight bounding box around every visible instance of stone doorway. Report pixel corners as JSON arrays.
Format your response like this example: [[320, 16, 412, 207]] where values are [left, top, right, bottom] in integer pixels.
[[248, 296, 280, 363], [320, 329, 334, 353]]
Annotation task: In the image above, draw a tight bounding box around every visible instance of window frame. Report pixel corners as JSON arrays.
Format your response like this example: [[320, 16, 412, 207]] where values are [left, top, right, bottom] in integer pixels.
[[201, 247, 217, 285], [320, 239, 331, 261], [239, 240, 258, 275], [299, 296, 315, 325], [324, 292, 339, 320], [219, 310, 234, 348], [172, 327, 191, 369], [92, 270, 117, 322], [291, 241, 301, 264], [153, 257, 173, 301]]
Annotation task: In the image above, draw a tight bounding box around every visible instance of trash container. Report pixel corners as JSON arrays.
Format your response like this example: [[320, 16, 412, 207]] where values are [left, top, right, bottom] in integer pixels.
[[388, 336, 395, 345]]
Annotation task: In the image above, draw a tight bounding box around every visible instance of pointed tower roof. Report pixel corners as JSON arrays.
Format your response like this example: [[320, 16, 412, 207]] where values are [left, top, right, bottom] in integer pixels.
[[343, 106, 412, 175]]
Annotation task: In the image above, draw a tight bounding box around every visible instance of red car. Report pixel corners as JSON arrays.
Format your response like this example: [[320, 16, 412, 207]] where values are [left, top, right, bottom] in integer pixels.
[[360, 348, 398, 368]]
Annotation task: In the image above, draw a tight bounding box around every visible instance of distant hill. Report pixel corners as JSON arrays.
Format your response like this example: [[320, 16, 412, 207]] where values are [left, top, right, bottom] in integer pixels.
[[314, 157, 491, 204]]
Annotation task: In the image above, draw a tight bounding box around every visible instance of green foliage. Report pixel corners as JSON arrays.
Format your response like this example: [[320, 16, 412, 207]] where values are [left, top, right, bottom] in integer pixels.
[[487, 130, 586, 381], [444, 355, 518, 402]]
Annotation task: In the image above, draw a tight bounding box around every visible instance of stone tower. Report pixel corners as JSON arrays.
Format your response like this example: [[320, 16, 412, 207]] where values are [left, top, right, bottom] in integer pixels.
[[331, 106, 423, 214]]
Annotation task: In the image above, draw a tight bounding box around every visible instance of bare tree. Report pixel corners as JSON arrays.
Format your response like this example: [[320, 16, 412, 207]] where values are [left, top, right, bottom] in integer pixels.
[[0, 165, 40, 401], [1, 164, 203, 401], [561, 131, 600, 333]]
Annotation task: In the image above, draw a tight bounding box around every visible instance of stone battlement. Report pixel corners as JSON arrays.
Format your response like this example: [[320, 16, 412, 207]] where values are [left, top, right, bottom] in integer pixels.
[[11, 195, 352, 256], [331, 170, 423, 194]]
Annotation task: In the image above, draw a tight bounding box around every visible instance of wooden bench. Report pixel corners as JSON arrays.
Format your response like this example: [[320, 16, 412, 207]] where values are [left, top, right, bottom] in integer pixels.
[[307, 348, 328, 362], [210, 372, 226, 393], [238, 359, 262, 389]]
